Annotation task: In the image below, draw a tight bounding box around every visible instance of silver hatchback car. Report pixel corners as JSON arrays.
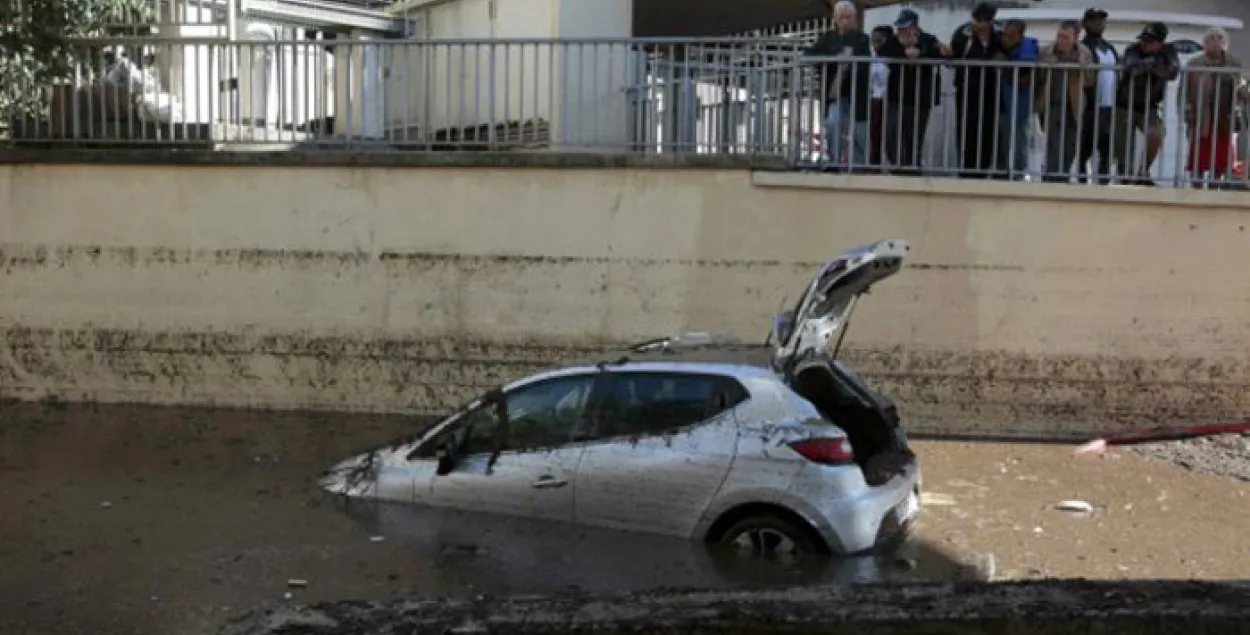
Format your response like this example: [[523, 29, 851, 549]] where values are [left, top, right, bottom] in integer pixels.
[[322, 238, 921, 558]]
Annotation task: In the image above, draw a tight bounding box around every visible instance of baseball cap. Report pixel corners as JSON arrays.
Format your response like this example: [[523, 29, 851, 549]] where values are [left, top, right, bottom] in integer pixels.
[[894, 8, 919, 28], [1139, 21, 1168, 42], [1082, 7, 1108, 20]]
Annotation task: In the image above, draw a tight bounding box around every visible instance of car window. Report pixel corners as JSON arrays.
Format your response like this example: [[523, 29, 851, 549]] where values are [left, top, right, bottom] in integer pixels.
[[410, 403, 503, 459], [459, 404, 505, 455], [504, 375, 596, 450], [596, 372, 745, 439]]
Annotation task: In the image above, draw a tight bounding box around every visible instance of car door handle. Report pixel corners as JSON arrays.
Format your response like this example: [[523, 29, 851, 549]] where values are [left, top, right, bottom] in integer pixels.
[[532, 475, 568, 489]]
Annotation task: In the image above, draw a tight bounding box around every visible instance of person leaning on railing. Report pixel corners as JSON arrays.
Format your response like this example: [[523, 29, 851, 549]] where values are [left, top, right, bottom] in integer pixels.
[[950, 2, 1006, 179], [1078, 8, 1119, 184], [804, 0, 873, 169], [878, 8, 950, 175], [997, 19, 1040, 179], [1036, 21, 1095, 183], [1182, 27, 1248, 187], [869, 25, 895, 169], [1112, 22, 1181, 186]]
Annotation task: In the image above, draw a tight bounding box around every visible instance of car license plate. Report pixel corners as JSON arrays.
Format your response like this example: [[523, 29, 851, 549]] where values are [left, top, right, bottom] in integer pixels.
[[895, 490, 920, 523]]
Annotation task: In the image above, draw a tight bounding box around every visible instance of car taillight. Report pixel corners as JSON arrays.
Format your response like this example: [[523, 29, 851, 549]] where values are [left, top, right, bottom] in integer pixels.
[[789, 437, 855, 465]]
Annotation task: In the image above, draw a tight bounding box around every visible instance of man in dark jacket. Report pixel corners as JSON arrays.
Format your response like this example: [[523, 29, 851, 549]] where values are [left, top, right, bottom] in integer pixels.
[[805, 0, 873, 169], [950, 2, 1005, 178], [879, 8, 951, 174], [1078, 8, 1120, 183], [1112, 21, 1180, 185]]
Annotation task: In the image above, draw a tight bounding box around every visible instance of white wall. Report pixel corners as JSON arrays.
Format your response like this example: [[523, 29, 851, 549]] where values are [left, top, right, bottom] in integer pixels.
[[386, 0, 634, 148], [555, 0, 635, 148], [161, 0, 224, 125], [387, 0, 555, 140]]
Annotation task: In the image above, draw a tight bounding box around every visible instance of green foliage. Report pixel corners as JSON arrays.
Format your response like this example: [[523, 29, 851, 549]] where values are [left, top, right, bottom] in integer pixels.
[[1, 0, 155, 120]]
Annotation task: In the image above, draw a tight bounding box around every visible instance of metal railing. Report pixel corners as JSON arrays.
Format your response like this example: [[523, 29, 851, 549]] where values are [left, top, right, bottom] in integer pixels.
[[3, 36, 808, 155], [4, 35, 1249, 189]]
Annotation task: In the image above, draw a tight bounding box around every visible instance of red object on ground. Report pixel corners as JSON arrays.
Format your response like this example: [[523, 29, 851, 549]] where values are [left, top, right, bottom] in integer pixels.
[[1101, 422, 1250, 446], [1187, 133, 1235, 178]]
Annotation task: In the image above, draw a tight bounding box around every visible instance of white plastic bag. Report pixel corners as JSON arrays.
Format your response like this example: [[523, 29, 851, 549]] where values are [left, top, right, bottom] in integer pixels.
[[136, 92, 184, 124]]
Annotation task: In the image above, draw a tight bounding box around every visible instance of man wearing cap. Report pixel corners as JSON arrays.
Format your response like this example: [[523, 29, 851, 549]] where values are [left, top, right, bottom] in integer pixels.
[[950, 1, 1005, 178], [805, 0, 874, 169], [1077, 8, 1119, 183], [879, 8, 951, 174], [1112, 21, 1180, 185]]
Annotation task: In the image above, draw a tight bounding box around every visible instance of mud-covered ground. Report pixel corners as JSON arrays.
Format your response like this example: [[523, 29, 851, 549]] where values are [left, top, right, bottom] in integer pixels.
[[2, 402, 1249, 635], [221, 580, 1250, 635], [1129, 434, 1250, 483]]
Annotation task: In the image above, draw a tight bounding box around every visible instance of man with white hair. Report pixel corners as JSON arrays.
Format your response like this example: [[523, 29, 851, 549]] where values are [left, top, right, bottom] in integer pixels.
[[1182, 26, 1248, 186], [805, 0, 873, 169]]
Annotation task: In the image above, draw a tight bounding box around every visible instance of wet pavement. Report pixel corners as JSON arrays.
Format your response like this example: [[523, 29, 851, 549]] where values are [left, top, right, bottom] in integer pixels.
[[2, 402, 1249, 635]]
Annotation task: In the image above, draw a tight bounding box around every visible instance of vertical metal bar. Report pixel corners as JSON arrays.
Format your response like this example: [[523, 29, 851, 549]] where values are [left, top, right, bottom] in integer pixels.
[[503, 42, 512, 146]]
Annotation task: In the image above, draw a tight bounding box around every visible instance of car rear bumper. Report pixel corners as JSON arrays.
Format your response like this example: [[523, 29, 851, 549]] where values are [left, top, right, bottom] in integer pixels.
[[804, 457, 921, 554]]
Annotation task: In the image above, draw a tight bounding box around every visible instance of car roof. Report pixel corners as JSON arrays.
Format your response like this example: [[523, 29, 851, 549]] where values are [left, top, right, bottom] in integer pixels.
[[517, 342, 781, 388]]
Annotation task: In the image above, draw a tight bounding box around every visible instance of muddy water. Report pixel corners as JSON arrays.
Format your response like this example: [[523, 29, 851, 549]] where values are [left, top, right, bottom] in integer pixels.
[[0, 403, 966, 635]]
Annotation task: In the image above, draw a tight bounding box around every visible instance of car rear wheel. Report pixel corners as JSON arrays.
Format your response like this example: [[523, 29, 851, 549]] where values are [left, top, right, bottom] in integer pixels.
[[715, 514, 822, 563]]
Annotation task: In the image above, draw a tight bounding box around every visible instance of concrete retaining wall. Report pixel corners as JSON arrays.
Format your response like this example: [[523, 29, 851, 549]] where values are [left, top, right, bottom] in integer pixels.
[[219, 580, 1250, 635], [3, 153, 1249, 437]]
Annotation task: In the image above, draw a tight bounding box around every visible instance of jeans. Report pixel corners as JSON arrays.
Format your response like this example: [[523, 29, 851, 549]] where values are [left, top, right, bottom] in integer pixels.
[[1001, 113, 1033, 177], [1000, 86, 1033, 177], [823, 101, 870, 168], [1042, 108, 1080, 182], [1078, 106, 1115, 183]]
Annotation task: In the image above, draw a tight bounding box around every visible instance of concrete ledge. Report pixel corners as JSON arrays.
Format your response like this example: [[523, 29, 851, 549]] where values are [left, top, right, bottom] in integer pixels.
[[0, 148, 789, 170], [219, 580, 1250, 635], [752, 170, 1250, 209]]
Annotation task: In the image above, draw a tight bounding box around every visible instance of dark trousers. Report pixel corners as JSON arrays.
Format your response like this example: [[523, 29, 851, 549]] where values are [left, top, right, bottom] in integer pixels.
[[868, 99, 886, 166], [1078, 106, 1115, 183], [885, 104, 932, 174], [1041, 108, 1081, 183], [956, 86, 1002, 178]]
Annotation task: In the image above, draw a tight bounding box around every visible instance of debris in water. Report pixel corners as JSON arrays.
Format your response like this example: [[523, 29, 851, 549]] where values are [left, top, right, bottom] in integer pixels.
[[369, 536, 385, 543], [1055, 500, 1094, 514], [1074, 439, 1107, 456], [99, 501, 113, 509], [919, 492, 957, 506], [287, 579, 308, 588]]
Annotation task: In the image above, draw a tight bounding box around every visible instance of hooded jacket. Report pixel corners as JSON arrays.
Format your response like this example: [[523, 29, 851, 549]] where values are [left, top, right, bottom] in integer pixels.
[[1116, 41, 1180, 111]]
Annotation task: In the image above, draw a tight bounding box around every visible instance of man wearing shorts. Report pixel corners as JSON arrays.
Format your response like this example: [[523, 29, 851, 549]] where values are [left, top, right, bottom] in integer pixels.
[[1111, 22, 1180, 185]]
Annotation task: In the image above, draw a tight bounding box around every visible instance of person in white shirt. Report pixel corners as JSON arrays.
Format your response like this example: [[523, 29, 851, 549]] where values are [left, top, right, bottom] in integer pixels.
[[1077, 7, 1119, 183], [869, 25, 893, 168]]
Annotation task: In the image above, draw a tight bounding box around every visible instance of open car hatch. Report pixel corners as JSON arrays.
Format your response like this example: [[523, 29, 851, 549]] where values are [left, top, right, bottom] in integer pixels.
[[772, 238, 909, 373]]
